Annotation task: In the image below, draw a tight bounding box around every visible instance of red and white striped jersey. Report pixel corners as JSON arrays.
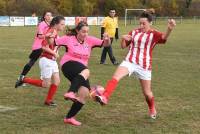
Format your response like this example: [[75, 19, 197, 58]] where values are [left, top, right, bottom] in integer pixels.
[[125, 28, 166, 70]]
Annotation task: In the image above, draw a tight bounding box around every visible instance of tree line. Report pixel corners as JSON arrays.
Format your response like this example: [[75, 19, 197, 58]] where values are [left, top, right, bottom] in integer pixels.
[[0, 0, 198, 16]]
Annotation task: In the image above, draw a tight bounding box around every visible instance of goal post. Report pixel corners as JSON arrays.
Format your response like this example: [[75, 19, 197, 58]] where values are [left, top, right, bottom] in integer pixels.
[[125, 9, 146, 27]]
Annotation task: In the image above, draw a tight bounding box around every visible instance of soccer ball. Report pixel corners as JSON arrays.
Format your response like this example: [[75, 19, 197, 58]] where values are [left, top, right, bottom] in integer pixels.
[[90, 85, 105, 100]]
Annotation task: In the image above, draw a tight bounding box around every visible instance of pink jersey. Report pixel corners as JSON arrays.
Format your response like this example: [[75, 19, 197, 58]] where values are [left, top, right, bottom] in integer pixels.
[[32, 21, 49, 50], [55, 35, 103, 66], [126, 28, 166, 70]]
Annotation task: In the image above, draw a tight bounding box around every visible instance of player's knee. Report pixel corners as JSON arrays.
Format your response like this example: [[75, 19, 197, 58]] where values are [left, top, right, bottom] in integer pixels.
[[144, 89, 153, 98], [112, 75, 119, 81], [112, 74, 122, 81], [80, 69, 90, 79], [78, 88, 89, 104], [79, 93, 88, 101], [42, 81, 51, 88], [54, 79, 60, 86], [57, 79, 60, 85]]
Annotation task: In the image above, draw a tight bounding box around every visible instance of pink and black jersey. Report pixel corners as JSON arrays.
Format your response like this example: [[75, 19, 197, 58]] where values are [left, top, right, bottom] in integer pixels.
[[126, 28, 166, 70], [32, 21, 50, 50], [55, 35, 103, 66]]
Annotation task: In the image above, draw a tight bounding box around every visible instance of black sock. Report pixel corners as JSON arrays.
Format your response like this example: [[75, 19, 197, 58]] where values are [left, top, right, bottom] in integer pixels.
[[82, 79, 91, 90], [21, 60, 36, 76], [21, 64, 31, 76], [66, 101, 84, 118], [69, 75, 86, 92]]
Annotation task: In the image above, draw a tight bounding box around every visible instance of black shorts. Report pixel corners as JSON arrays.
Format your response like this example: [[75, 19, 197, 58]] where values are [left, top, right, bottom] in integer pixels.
[[29, 48, 43, 60], [61, 61, 90, 90]]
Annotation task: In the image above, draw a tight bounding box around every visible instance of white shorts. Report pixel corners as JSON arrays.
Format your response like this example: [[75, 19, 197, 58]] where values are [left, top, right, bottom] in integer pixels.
[[39, 57, 59, 79], [120, 60, 152, 80]]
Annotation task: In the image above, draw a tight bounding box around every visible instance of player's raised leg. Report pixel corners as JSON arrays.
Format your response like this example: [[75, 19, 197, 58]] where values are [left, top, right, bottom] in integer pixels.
[[62, 61, 90, 102], [22, 76, 58, 106], [15, 51, 42, 88], [95, 66, 129, 105], [22, 77, 44, 87]]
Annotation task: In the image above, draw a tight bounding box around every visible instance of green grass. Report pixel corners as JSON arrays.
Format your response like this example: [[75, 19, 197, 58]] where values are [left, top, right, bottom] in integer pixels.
[[0, 22, 200, 134]]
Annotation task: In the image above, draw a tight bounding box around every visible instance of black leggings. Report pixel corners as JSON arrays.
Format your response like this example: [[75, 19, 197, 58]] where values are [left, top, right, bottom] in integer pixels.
[[61, 61, 91, 92], [21, 49, 42, 76]]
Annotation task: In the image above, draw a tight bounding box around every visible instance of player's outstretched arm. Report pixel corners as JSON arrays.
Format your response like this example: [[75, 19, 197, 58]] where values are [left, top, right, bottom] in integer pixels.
[[162, 19, 176, 40], [102, 33, 111, 47], [121, 35, 132, 49]]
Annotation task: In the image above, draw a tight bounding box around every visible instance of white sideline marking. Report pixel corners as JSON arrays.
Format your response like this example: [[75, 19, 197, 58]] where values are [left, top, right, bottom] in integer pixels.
[[0, 105, 18, 112]]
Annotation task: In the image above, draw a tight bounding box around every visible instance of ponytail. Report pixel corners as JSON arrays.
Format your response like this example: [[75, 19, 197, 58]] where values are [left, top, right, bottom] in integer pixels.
[[66, 26, 77, 36]]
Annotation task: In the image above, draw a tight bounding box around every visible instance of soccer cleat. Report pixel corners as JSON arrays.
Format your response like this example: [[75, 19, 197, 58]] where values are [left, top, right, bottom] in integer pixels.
[[15, 75, 24, 88], [95, 95, 108, 105], [64, 92, 78, 102], [149, 107, 157, 119], [44, 101, 57, 107], [64, 117, 82, 126]]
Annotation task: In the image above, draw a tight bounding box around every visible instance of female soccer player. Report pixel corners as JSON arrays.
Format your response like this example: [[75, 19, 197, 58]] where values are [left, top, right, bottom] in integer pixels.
[[17, 16, 65, 106], [15, 11, 53, 88], [95, 11, 176, 119], [54, 21, 110, 126]]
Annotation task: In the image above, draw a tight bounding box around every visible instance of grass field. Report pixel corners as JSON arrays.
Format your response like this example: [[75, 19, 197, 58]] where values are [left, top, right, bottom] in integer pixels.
[[0, 22, 200, 134]]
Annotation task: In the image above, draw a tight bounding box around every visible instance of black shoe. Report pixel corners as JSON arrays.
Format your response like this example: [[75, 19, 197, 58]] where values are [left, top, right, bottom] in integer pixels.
[[95, 95, 108, 105], [44, 101, 57, 107], [15, 75, 24, 88], [112, 61, 119, 65]]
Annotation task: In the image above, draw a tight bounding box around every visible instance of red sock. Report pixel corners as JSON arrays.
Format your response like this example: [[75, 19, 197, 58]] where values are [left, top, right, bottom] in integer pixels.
[[45, 84, 58, 103], [23, 77, 43, 87], [146, 96, 155, 109], [103, 78, 118, 99]]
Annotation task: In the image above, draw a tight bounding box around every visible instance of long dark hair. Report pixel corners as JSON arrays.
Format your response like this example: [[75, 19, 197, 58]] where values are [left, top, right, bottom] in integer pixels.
[[41, 11, 52, 22], [66, 21, 88, 36], [50, 16, 65, 27]]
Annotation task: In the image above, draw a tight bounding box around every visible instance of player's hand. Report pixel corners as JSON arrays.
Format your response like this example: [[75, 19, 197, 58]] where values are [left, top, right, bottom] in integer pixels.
[[46, 31, 56, 38], [168, 19, 176, 30], [49, 31, 57, 38], [54, 52, 59, 59], [45, 33, 54, 38], [103, 33, 110, 41], [49, 34, 56, 38], [122, 35, 132, 41]]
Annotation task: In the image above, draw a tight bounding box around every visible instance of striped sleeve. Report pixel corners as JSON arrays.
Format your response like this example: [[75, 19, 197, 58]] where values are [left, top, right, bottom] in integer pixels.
[[153, 30, 166, 44]]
